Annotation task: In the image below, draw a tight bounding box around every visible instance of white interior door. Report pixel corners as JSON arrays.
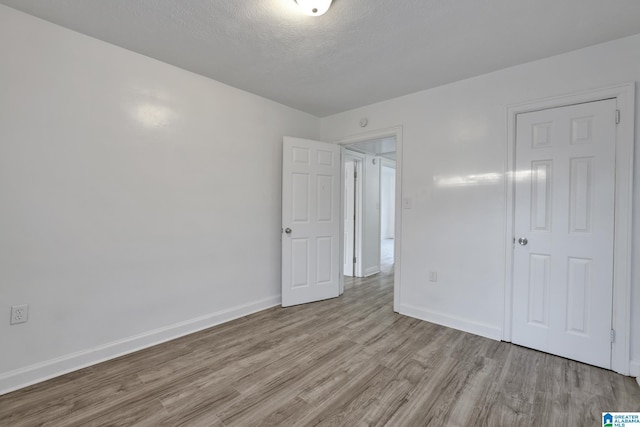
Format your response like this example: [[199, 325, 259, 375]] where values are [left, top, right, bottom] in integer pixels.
[[282, 137, 341, 307], [512, 99, 616, 369]]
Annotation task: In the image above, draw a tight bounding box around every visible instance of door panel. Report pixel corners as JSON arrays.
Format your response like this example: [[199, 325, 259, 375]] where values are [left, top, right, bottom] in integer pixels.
[[512, 99, 616, 369], [282, 137, 341, 307], [527, 253, 550, 328]]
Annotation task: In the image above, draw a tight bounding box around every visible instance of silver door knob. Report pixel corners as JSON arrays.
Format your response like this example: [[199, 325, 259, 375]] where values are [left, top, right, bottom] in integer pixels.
[[518, 237, 528, 246], [285, 228, 292, 234]]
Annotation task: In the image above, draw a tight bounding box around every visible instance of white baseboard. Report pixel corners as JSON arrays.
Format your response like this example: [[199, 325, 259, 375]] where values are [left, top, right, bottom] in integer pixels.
[[364, 266, 380, 277], [398, 303, 502, 341], [0, 295, 280, 396]]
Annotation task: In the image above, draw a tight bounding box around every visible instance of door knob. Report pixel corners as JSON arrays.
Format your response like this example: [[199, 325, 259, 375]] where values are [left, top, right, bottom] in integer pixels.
[[518, 237, 528, 246], [285, 228, 292, 234]]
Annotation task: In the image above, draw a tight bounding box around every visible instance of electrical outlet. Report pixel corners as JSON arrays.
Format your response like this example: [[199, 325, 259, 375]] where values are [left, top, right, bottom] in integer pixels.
[[10, 304, 29, 325], [429, 271, 438, 282]]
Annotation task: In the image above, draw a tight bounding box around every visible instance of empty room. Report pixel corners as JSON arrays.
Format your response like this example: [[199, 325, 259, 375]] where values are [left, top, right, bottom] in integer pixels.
[[1, 1, 640, 425]]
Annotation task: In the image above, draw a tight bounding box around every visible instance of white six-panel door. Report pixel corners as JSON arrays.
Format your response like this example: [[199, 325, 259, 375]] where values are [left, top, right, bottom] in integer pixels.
[[282, 137, 341, 307], [512, 99, 616, 369]]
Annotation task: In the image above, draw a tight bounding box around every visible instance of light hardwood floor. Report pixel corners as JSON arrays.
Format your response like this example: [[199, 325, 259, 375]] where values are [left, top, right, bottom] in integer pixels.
[[2, 245, 639, 426]]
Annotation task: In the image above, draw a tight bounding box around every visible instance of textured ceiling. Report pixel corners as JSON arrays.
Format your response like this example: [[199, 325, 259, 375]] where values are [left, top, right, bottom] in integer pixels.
[[2, 0, 640, 117]]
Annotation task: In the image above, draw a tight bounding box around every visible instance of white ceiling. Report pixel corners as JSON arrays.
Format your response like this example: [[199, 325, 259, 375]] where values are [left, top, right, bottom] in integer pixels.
[[3, 0, 640, 117]]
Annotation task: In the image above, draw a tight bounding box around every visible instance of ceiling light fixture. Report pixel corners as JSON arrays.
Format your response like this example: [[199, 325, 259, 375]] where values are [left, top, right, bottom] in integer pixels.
[[294, 0, 332, 16]]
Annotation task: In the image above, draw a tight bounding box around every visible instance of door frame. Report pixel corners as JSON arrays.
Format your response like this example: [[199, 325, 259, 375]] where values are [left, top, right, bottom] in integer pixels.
[[342, 149, 364, 278], [503, 83, 635, 375], [336, 126, 403, 312]]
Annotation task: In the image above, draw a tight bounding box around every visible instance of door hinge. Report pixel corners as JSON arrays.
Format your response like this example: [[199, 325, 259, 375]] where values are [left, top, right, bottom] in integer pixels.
[[354, 169, 357, 179], [610, 329, 615, 343], [616, 109, 621, 124], [353, 257, 356, 263]]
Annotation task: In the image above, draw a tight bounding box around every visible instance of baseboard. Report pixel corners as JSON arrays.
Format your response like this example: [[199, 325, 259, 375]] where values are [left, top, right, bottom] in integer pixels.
[[398, 303, 502, 341], [364, 266, 380, 277], [0, 295, 281, 396]]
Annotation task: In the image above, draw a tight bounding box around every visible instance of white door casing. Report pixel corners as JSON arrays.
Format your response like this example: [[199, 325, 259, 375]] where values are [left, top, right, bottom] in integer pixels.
[[343, 158, 363, 277], [343, 159, 356, 277], [512, 99, 616, 369], [342, 149, 365, 278], [282, 137, 341, 307]]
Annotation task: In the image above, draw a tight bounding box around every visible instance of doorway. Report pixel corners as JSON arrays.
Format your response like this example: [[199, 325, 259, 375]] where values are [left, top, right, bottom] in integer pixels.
[[341, 134, 397, 287], [280, 128, 403, 312], [281, 127, 403, 312]]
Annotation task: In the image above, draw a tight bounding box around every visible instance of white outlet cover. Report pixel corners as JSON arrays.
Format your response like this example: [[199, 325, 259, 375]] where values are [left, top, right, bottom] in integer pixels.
[[10, 304, 29, 325], [403, 197, 413, 209]]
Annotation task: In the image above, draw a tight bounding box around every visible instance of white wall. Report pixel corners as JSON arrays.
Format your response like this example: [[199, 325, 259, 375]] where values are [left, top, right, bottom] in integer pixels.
[[381, 161, 396, 239], [0, 5, 319, 393], [321, 34, 640, 374], [362, 155, 381, 276]]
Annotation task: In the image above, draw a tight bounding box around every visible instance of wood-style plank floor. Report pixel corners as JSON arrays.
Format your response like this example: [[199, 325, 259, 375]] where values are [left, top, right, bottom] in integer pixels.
[[2, 240, 639, 426]]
